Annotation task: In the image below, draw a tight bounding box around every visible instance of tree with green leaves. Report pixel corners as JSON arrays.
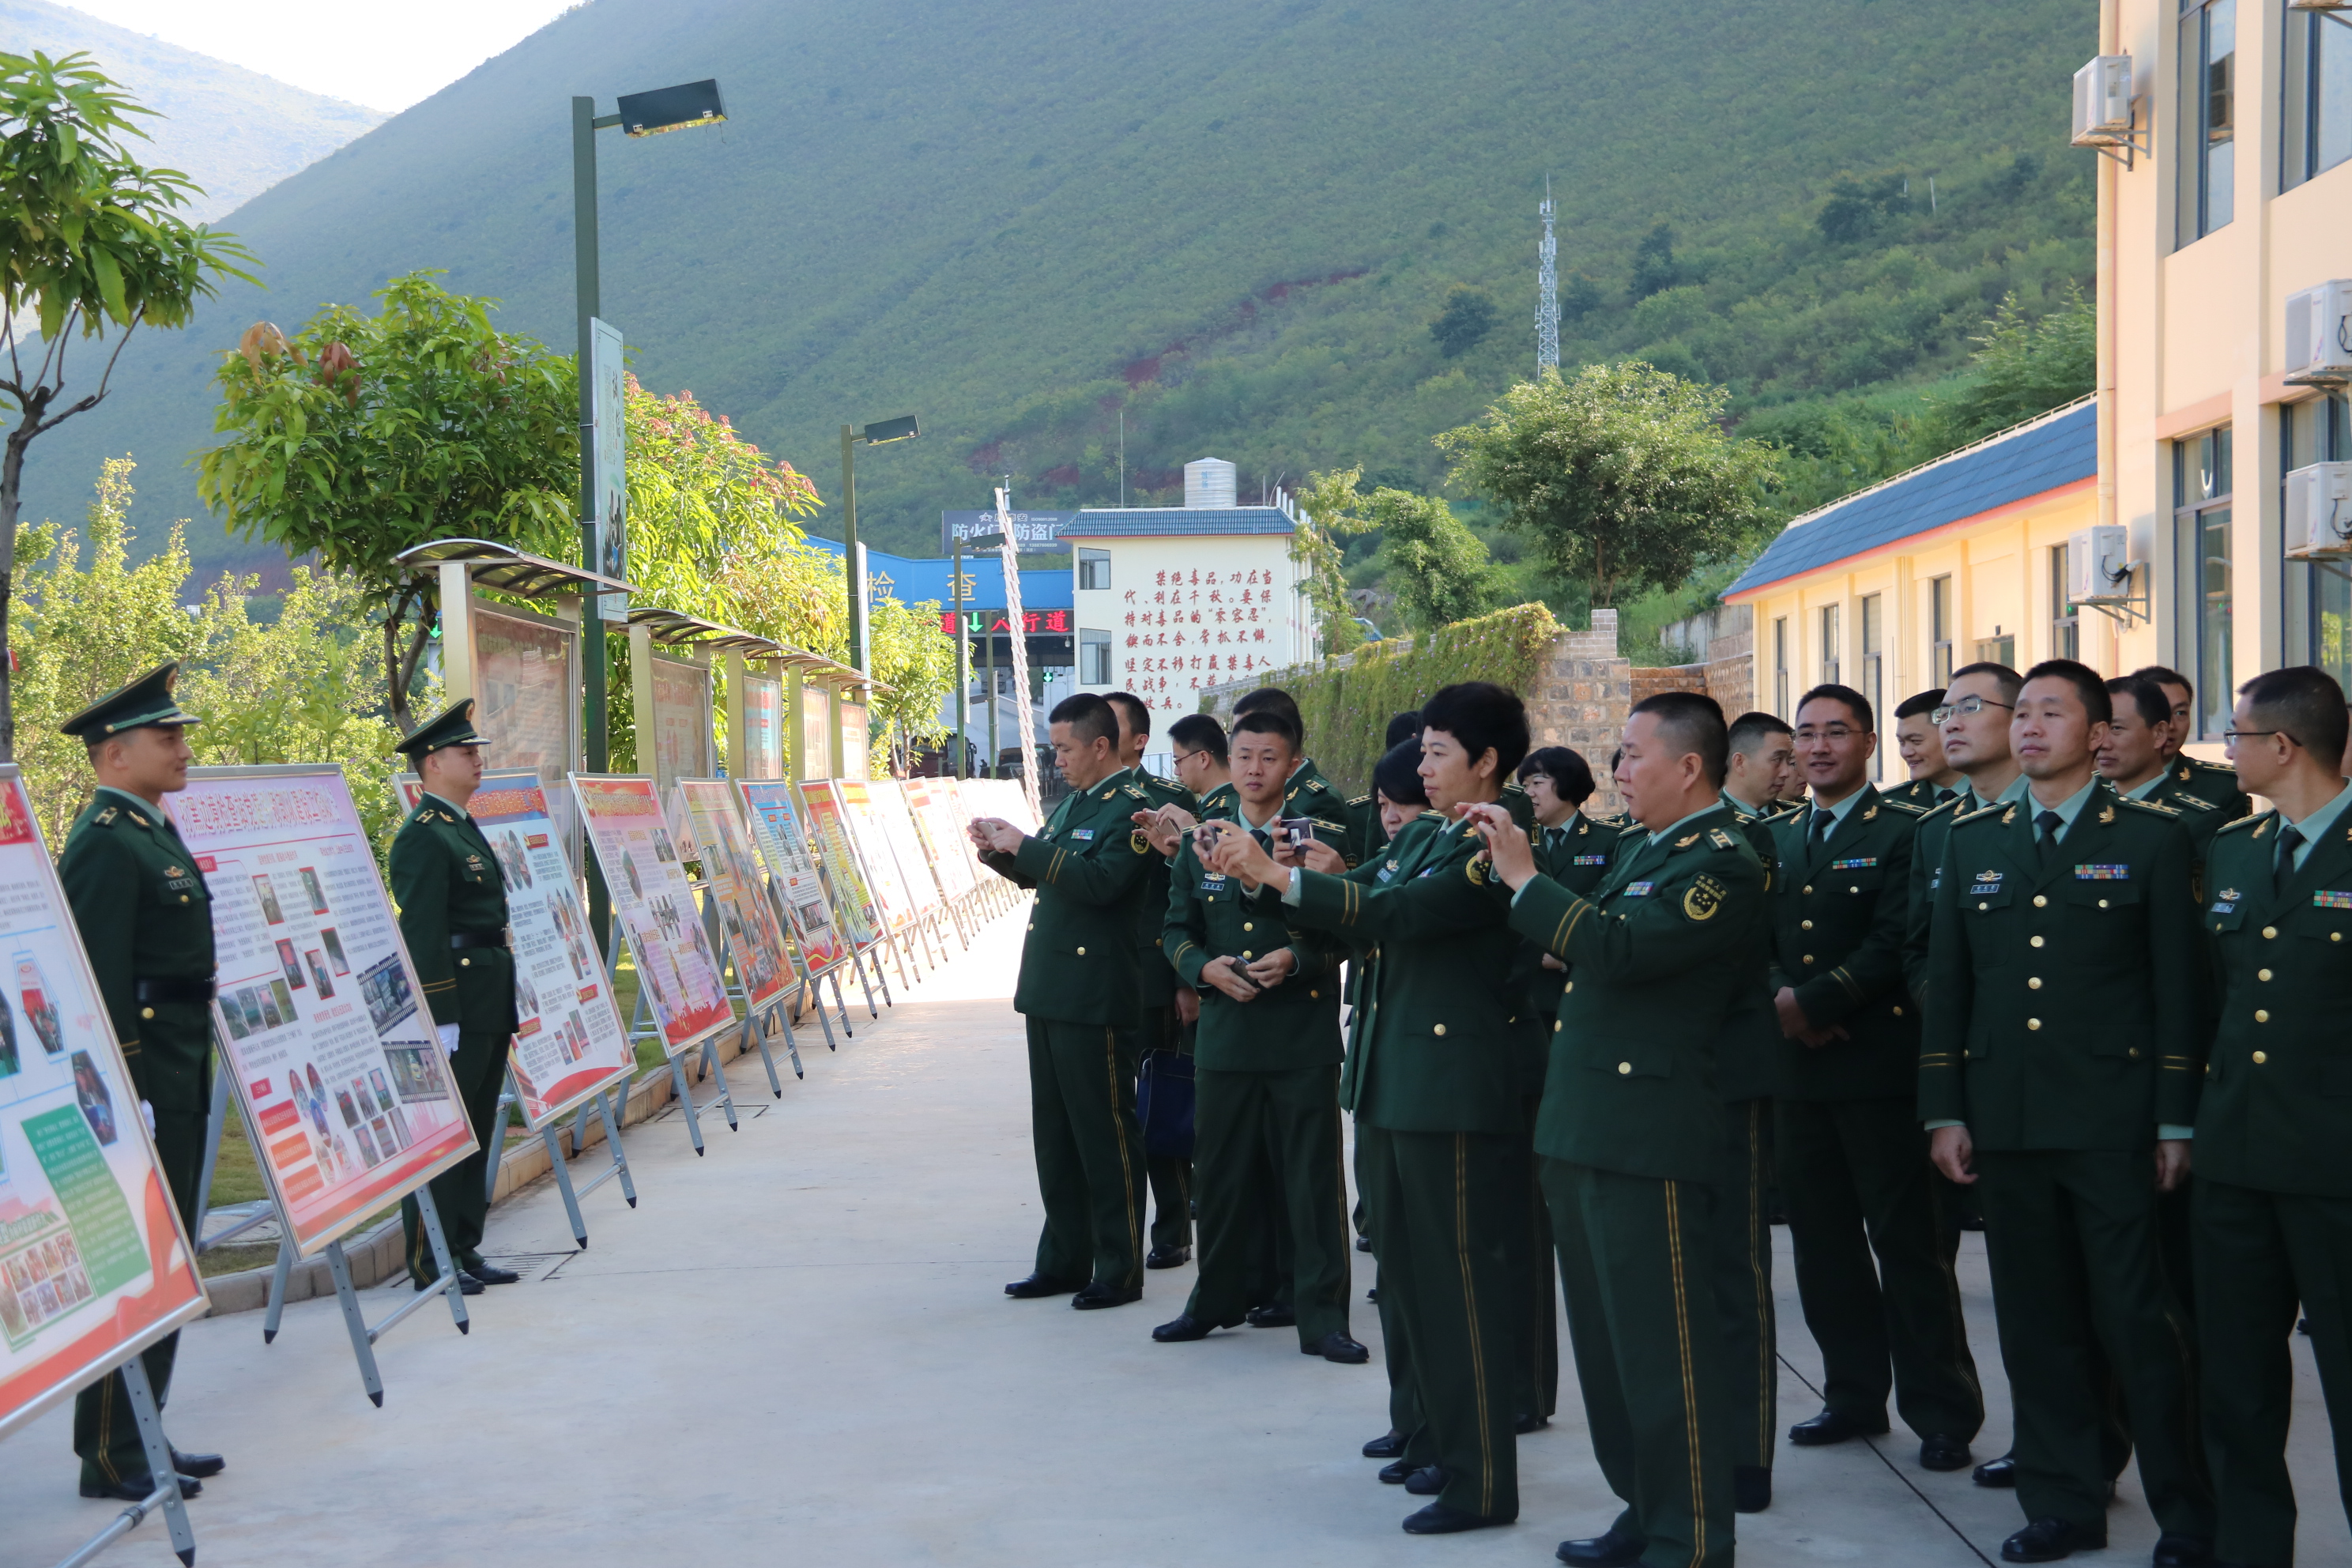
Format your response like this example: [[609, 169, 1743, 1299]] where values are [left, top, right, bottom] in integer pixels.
[[197, 271, 575, 731], [1429, 285, 1498, 357], [1294, 467, 1373, 657], [0, 51, 257, 760], [1372, 487, 1495, 633], [1931, 283, 2094, 447], [1438, 362, 1778, 610]]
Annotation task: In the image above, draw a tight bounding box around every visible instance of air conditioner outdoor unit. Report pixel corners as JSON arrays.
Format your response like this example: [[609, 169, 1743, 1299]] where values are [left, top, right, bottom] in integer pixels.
[[2071, 56, 2135, 145], [2286, 463, 2352, 559], [2286, 280, 2352, 386], [2067, 525, 2133, 603]]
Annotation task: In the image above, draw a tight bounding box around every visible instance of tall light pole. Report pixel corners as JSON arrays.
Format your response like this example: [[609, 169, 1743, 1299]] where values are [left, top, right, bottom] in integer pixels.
[[572, 77, 726, 946], [837, 414, 919, 673]]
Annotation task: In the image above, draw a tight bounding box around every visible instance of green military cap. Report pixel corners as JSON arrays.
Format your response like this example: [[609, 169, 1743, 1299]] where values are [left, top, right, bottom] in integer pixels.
[[58, 661, 202, 739], [393, 699, 487, 759]]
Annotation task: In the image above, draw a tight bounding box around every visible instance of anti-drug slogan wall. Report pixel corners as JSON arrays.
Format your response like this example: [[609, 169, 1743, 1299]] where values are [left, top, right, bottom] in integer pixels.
[[0, 768, 207, 1440], [175, 766, 475, 1257], [571, 777, 733, 1057]]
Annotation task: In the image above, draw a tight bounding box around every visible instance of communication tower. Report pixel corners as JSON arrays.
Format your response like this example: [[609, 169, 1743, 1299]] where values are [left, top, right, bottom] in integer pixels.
[[1536, 177, 1560, 375]]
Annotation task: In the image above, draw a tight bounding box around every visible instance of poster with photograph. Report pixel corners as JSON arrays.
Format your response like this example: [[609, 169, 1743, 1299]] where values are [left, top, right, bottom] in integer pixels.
[[172, 765, 476, 1261], [646, 655, 710, 795], [0, 768, 209, 1442], [473, 604, 579, 850], [903, 778, 978, 902], [673, 781, 793, 1012], [736, 781, 851, 974], [793, 782, 889, 955], [740, 672, 783, 780], [570, 777, 734, 1059], [800, 685, 832, 781], [824, 781, 919, 933], [865, 781, 944, 915]]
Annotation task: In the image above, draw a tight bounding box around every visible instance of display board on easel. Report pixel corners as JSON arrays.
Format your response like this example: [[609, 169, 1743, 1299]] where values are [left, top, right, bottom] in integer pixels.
[[570, 776, 734, 1059], [828, 779, 922, 934], [904, 777, 979, 903], [737, 781, 850, 975], [793, 782, 888, 955], [674, 781, 794, 1013]]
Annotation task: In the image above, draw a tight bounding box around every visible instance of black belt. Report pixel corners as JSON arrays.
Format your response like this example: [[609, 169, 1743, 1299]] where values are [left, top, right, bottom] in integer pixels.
[[449, 931, 508, 951], [134, 977, 216, 1004]]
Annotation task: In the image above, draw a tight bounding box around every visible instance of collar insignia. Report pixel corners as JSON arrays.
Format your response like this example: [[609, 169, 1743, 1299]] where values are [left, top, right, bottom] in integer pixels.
[[129, 810, 149, 826], [1862, 805, 1878, 820], [2178, 763, 2192, 779], [1673, 831, 1701, 849], [2000, 807, 2016, 825], [2253, 819, 2271, 839], [2099, 805, 2116, 824]]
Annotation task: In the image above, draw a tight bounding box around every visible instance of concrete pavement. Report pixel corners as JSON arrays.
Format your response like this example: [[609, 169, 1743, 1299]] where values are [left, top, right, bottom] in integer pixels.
[[7, 904, 2349, 1567]]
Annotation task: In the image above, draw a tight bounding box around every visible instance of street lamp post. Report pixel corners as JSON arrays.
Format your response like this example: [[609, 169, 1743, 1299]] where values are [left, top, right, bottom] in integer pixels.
[[838, 415, 919, 677]]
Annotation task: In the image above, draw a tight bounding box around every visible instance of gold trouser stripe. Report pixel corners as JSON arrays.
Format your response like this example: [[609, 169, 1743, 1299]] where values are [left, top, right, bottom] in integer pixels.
[[1664, 1178, 1707, 1568], [1106, 1029, 1141, 1288], [1453, 1133, 1495, 1515], [94, 1370, 121, 1482], [1744, 1100, 1773, 1461]]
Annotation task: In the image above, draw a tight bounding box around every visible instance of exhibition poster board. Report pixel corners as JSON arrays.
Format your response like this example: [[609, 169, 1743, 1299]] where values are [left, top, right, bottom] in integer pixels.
[[175, 765, 476, 1259], [673, 781, 793, 1012], [741, 672, 783, 780], [0, 767, 209, 1442], [798, 684, 832, 781], [838, 700, 869, 782], [646, 654, 712, 795], [864, 782, 943, 917], [792, 783, 888, 955], [472, 601, 580, 850], [570, 776, 734, 1059], [829, 780, 920, 932], [736, 781, 850, 975], [904, 778, 978, 901]]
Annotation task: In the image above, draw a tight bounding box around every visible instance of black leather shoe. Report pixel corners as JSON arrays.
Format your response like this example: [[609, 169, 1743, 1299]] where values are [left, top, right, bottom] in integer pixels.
[[1788, 1406, 1889, 1446], [1004, 1273, 1081, 1299], [1356, 1234, 1374, 1252], [1363, 1430, 1406, 1460], [1402, 1502, 1507, 1534], [169, 1449, 225, 1479], [466, 1261, 521, 1285], [413, 1270, 484, 1295], [1366, 1286, 1378, 1303], [81, 1472, 199, 1501], [1305, 1330, 1370, 1363], [1144, 1245, 1189, 1269], [1974, 1453, 2018, 1488], [1246, 1302, 1296, 1327], [1557, 1525, 1647, 1566], [2151, 1533, 2213, 1567], [1735, 1464, 1771, 1513], [1379, 1457, 1416, 1484], [1404, 1464, 1447, 1495], [1152, 1312, 1219, 1342], [2002, 1517, 2101, 1562], [1517, 1412, 1551, 1433], [1920, 1434, 1973, 1472], [1071, 1282, 1143, 1310]]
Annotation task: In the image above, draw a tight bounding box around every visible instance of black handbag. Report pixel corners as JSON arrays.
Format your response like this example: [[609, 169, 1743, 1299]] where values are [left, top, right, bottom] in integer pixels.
[[1136, 1048, 1196, 1162]]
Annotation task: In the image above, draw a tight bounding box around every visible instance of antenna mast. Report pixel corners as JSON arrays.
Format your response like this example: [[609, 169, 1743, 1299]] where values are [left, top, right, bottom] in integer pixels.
[[1536, 175, 1559, 375]]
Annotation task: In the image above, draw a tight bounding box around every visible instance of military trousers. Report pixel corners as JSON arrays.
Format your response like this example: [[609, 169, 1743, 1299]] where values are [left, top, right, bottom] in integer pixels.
[[1025, 1016, 1147, 1291], [1358, 1123, 1519, 1522], [1185, 1063, 1350, 1348], [1544, 1155, 1735, 1568], [1140, 1004, 1193, 1254], [401, 1026, 511, 1283], [2192, 1176, 2352, 1566], [1974, 1148, 2212, 1538], [76, 1100, 205, 1486], [1776, 1096, 1982, 1442], [1713, 1096, 1778, 1478], [1358, 1123, 1423, 1449], [1509, 1088, 1559, 1427]]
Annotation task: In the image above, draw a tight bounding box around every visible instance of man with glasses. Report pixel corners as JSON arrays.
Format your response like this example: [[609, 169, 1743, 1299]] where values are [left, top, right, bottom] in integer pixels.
[[2194, 667, 2352, 1568], [1165, 713, 1234, 817], [2132, 665, 2252, 816], [1768, 684, 1983, 1478], [2097, 675, 2241, 861], [1890, 689, 1966, 808], [1903, 663, 2029, 1004]]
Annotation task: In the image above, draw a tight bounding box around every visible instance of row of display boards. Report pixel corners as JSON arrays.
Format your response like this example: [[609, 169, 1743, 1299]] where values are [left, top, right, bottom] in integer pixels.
[[0, 760, 1034, 1568]]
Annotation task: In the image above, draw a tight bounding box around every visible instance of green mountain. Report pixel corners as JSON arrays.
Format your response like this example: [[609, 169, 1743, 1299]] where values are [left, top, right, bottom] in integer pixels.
[[0, 0, 383, 224], [12, 0, 2096, 579]]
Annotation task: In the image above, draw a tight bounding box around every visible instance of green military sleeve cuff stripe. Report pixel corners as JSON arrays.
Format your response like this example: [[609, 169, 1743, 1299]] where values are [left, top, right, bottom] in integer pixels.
[[1830, 965, 1864, 1001]]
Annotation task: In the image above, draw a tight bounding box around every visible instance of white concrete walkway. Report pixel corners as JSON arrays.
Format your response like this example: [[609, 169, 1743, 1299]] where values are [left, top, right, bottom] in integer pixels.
[[7, 906, 2349, 1567]]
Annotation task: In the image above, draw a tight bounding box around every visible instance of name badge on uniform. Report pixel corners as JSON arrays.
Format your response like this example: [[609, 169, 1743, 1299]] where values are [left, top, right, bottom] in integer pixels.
[[1622, 881, 1655, 897], [2316, 890, 2352, 910], [2073, 864, 2130, 880], [1200, 872, 1228, 893], [1571, 854, 1608, 866], [2210, 890, 2240, 914], [1828, 857, 1878, 871], [1070, 827, 1095, 842]]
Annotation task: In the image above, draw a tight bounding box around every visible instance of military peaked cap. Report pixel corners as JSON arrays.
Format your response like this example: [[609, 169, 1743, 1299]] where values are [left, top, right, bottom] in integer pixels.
[[394, 699, 487, 758], [59, 662, 202, 739]]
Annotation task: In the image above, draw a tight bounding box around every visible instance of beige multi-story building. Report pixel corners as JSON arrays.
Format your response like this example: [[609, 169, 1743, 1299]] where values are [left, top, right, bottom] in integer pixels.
[[1728, 0, 2350, 763]]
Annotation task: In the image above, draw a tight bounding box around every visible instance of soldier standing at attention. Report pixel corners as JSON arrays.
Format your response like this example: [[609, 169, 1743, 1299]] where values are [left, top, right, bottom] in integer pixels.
[[1723, 712, 1796, 819], [2192, 666, 2352, 1568], [1107, 692, 1200, 1271], [2135, 664, 2252, 815], [1474, 692, 1765, 1568], [1890, 689, 1965, 808], [392, 701, 521, 1294], [2097, 675, 2243, 859], [1769, 684, 1982, 1475], [1922, 660, 2214, 1566], [61, 664, 224, 1502], [971, 694, 1158, 1308]]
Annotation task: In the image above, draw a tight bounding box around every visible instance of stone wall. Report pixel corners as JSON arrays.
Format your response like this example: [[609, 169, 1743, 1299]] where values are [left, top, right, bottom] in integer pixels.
[[1526, 609, 1633, 816]]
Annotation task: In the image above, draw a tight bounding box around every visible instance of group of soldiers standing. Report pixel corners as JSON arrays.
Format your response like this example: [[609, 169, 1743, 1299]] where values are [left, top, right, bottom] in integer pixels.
[[967, 657, 2352, 1568]]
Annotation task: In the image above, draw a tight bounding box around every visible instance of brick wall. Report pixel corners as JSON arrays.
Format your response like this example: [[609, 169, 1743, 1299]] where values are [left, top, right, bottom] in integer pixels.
[[1526, 609, 1634, 816]]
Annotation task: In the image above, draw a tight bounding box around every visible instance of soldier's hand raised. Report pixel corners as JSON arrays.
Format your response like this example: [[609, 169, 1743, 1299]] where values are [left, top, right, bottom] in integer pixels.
[[973, 818, 1026, 855], [1291, 838, 1347, 875], [1463, 803, 1536, 891]]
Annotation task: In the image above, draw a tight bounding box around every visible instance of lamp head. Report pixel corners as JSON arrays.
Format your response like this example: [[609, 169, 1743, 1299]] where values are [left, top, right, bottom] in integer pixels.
[[616, 79, 726, 137], [861, 414, 920, 445]]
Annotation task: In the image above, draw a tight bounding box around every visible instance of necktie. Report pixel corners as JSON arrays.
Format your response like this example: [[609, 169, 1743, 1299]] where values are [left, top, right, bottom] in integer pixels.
[[1811, 810, 1834, 844], [2036, 809, 2064, 869], [2277, 824, 2305, 895]]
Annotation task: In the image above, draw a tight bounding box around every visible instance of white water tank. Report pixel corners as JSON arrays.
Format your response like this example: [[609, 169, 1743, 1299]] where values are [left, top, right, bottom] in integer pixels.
[[1184, 458, 1238, 509]]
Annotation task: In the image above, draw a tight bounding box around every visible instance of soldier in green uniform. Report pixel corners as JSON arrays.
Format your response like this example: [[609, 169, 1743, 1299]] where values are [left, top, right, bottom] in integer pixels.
[[971, 693, 1159, 1308], [1476, 690, 1766, 1568], [61, 664, 224, 1501], [1922, 660, 2214, 1566], [2098, 674, 2245, 860], [1207, 682, 1532, 1535], [1165, 712, 1234, 818], [2192, 666, 2352, 1568], [1890, 688, 1965, 808], [1768, 684, 1981, 1476], [1232, 687, 1358, 864], [1107, 692, 1200, 1269], [391, 701, 521, 1292], [1902, 664, 2027, 1004], [2135, 664, 2252, 814], [1151, 710, 1364, 1362], [1723, 712, 1796, 820], [1347, 710, 1426, 861]]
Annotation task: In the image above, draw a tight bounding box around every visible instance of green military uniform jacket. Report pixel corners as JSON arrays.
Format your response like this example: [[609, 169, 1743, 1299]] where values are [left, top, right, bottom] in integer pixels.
[[1766, 786, 1928, 1101], [1283, 759, 1357, 865], [1162, 808, 1346, 1071], [980, 767, 1159, 1027], [1196, 780, 1238, 818], [1522, 810, 1622, 1019], [1344, 791, 1386, 861], [1886, 777, 1957, 811], [1918, 788, 2208, 1148], [2129, 769, 2245, 864], [1127, 769, 1197, 1013], [2169, 753, 2249, 815], [2194, 805, 2352, 1195], [1712, 797, 1784, 1103], [1508, 801, 1768, 1182], [59, 787, 215, 1114], [1291, 810, 1527, 1133], [391, 793, 518, 1037]]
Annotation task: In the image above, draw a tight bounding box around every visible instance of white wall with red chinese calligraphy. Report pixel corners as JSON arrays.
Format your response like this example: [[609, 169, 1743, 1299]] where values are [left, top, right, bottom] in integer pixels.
[[1068, 528, 1313, 728]]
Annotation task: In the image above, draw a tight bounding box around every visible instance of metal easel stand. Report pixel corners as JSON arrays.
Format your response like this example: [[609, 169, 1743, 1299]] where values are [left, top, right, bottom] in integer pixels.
[[604, 925, 725, 1153], [192, 1064, 272, 1258], [677, 1034, 741, 1150], [482, 1071, 517, 1208], [492, 1068, 639, 1250], [715, 929, 794, 1094], [52, 1356, 195, 1568], [260, 1185, 469, 1407], [858, 941, 891, 1012]]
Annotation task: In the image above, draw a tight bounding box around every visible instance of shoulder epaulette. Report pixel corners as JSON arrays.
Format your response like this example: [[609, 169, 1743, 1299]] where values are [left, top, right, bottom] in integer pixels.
[[1614, 821, 1648, 841], [1348, 793, 1372, 808], [1310, 816, 1345, 831], [2167, 791, 2218, 812], [93, 805, 120, 827], [2215, 810, 2269, 836], [1706, 826, 1740, 851], [2188, 755, 2237, 776], [1917, 796, 1962, 823], [1953, 801, 2007, 825], [1880, 797, 1928, 816], [2118, 796, 2180, 818]]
